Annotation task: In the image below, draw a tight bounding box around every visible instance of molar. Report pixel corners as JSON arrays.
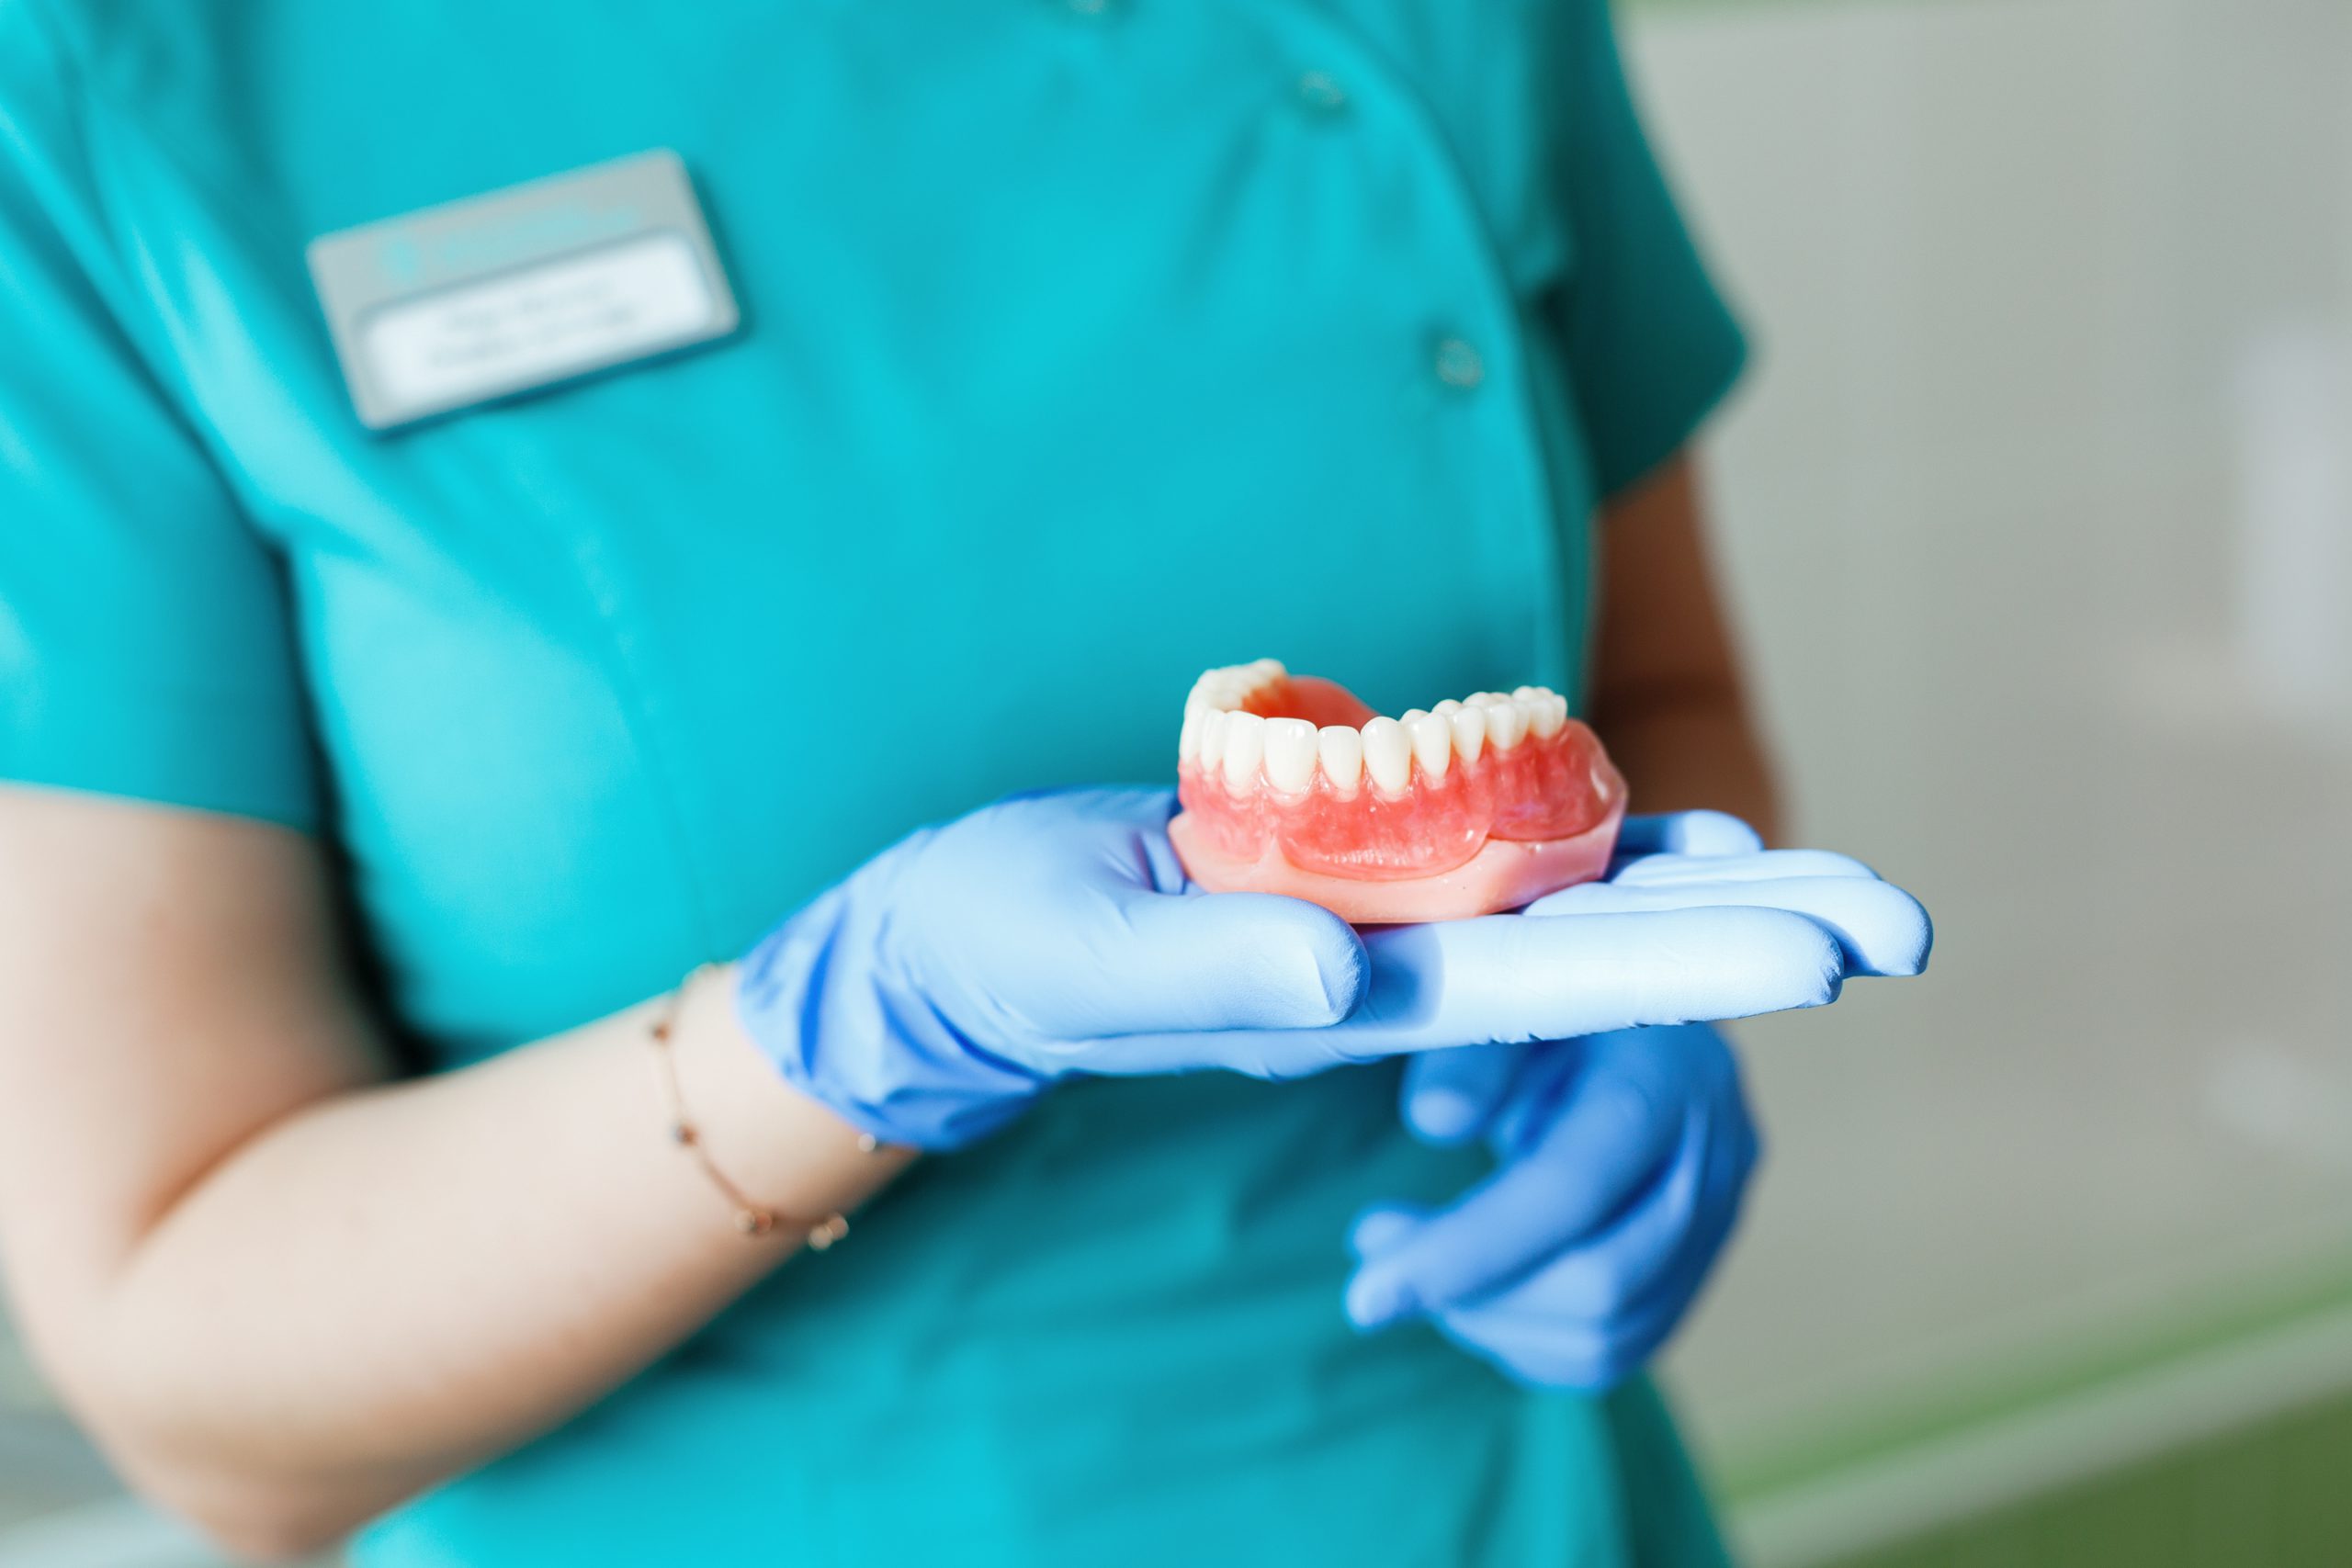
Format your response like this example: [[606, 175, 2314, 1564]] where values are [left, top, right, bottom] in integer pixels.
[[1261, 718, 1319, 794], [1191, 658, 1286, 715], [1221, 710, 1268, 792], [1361, 716, 1412, 794], [1317, 726, 1364, 793]]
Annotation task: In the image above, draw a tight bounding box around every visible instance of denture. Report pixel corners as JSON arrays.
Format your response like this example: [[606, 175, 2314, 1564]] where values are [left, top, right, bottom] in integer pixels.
[[1169, 659, 1627, 923]]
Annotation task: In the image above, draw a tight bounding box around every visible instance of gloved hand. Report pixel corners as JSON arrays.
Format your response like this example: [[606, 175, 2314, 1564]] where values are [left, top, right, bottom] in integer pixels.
[[1346, 1023, 1757, 1392], [734, 791, 1928, 1151], [1341, 811, 1929, 1389], [1097, 807, 1929, 1078], [733, 786, 1363, 1150]]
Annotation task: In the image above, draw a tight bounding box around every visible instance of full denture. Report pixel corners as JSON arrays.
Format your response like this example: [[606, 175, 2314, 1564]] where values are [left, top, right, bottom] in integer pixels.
[[1169, 660, 1627, 922]]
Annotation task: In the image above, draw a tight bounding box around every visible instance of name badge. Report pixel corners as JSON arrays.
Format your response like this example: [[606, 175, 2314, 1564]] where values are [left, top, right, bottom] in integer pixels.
[[307, 150, 740, 431]]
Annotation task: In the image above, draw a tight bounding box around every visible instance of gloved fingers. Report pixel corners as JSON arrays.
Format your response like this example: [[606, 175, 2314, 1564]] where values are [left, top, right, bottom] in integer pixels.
[[1038, 887, 1369, 1040], [1347, 907, 1847, 1050], [1523, 876, 1931, 978], [1431, 1244, 1707, 1393], [1485, 1042, 1586, 1156], [1097, 906, 1844, 1077], [1430, 1305, 1620, 1392], [1348, 1202, 1430, 1260], [1603, 848, 1882, 888], [1429, 1169, 1743, 1393], [1446, 1097, 1757, 1390], [896, 786, 1368, 1040], [1486, 1118, 1711, 1325], [1343, 1057, 1686, 1328], [1399, 1043, 1532, 1145], [1612, 811, 1765, 859], [1464, 1099, 1754, 1328]]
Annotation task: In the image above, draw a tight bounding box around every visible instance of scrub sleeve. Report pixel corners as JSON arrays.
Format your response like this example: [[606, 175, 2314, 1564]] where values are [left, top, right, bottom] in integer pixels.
[[0, 5, 316, 827], [1557, 0, 1748, 500]]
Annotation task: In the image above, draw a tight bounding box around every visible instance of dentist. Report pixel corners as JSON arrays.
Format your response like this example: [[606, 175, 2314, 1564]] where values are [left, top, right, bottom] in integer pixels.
[[0, 3, 1927, 1564]]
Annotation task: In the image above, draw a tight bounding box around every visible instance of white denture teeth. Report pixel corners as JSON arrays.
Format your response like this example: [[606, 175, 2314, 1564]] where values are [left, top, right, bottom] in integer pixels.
[[1189, 658, 1286, 711], [1510, 685, 1567, 739], [1261, 717, 1319, 794], [1484, 699, 1528, 750], [1221, 710, 1268, 792], [1360, 716, 1412, 794], [1184, 662, 1576, 792], [1406, 711, 1453, 781], [1183, 660, 1289, 762], [1199, 709, 1231, 769], [1317, 725, 1364, 792], [1448, 705, 1486, 763]]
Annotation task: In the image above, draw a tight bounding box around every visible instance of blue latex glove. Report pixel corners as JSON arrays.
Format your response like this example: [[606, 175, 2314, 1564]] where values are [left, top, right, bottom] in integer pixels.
[[1343, 812, 1930, 1389], [1096, 810, 1928, 1079], [1347, 1023, 1757, 1392], [734, 786, 1361, 1150], [734, 791, 1928, 1151]]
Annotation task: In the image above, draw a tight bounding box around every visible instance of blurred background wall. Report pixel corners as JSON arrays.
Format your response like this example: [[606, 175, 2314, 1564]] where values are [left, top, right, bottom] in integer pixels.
[[5, 0, 2349, 1562], [1647, 0, 2352, 1562]]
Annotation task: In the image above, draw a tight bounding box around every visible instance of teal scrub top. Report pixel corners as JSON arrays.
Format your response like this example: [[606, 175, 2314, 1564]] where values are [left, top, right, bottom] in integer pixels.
[[0, 2, 1748, 1562]]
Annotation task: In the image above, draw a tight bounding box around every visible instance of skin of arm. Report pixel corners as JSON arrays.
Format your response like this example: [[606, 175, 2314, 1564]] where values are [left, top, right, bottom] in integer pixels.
[[0, 788, 914, 1560], [1586, 450, 1784, 842]]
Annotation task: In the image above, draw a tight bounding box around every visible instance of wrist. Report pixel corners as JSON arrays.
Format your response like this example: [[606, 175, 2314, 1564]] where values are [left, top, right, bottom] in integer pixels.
[[664, 963, 916, 1232], [733, 893, 1046, 1153]]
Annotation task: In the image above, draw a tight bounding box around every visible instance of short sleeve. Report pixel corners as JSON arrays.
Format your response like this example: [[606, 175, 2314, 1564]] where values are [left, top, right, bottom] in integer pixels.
[[0, 1, 319, 829], [1557, 0, 1749, 499]]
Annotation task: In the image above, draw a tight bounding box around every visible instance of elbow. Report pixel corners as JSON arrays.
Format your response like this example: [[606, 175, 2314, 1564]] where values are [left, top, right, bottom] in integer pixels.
[[175, 1505, 347, 1565], [25, 1357, 405, 1563], [112, 1453, 361, 1563], [25, 1341, 379, 1559], [208, 1512, 352, 1565], [58, 1394, 368, 1562]]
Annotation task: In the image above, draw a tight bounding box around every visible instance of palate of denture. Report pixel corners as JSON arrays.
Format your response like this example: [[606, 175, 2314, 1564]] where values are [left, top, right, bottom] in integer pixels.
[[1168, 659, 1627, 922]]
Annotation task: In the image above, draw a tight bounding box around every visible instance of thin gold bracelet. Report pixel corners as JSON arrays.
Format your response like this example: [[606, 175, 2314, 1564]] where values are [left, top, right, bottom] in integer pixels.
[[649, 963, 879, 1248]]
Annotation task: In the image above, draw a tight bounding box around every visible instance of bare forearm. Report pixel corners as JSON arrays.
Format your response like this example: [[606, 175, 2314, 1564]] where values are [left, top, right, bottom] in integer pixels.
[[78, 966, 910, 1535], [1588, 451, 1783, 843], [1589, 685, 1781, 844]]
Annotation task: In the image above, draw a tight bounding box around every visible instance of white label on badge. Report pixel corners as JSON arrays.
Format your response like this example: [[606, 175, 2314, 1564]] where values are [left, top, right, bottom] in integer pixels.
[[309, 151, 740, 429], [359, 231, 717, 414]]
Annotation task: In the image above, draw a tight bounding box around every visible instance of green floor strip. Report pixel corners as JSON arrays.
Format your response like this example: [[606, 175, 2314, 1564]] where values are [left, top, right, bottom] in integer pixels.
[[1813, 1385, 2352, 1568], [1717, 1252, 2352, 1506]]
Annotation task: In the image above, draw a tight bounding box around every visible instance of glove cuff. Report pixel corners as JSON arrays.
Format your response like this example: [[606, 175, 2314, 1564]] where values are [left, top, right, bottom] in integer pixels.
[[732, 884, 1044, 1152]]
